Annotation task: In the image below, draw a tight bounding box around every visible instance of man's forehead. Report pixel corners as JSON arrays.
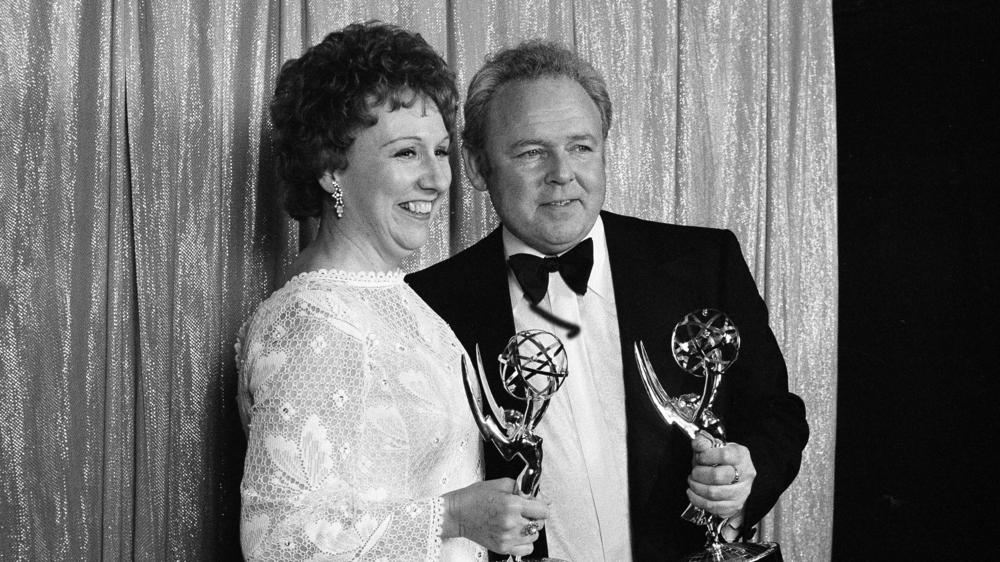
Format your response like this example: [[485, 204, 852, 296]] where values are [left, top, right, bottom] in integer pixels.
[[488, 77, 602, 139]]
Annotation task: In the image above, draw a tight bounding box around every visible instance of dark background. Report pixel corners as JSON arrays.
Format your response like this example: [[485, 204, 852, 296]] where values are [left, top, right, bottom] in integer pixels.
[[833, 0, 997, 559]]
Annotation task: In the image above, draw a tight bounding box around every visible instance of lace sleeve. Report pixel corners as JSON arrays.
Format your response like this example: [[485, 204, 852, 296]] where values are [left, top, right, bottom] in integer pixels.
[[239, 293, 445, 561]]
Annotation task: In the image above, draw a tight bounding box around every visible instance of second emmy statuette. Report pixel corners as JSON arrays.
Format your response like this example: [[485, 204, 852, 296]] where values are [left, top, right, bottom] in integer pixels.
[[462, 329, 570, 562], [634, 309, 778, 562]]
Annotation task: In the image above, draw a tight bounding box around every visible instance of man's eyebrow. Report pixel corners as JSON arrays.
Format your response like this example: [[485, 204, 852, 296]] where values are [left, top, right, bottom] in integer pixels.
[[508, 138, 548, 149], [504, 133, 600, 153]]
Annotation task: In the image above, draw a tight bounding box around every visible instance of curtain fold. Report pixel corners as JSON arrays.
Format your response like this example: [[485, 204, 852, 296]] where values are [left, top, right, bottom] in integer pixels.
[[102, 0, 138, 557], [758, 2, 838, 559], [124, 0, 282, 557], [0, 0, 836, 559], [2, 0, 122, 558]]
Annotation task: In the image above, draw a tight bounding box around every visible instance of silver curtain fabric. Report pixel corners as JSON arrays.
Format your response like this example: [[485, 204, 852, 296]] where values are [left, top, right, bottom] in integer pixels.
[[0, 0, 837, 560]]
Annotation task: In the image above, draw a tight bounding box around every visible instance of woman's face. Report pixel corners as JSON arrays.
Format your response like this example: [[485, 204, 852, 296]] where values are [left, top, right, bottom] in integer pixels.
[[333, 97, 451, 269]]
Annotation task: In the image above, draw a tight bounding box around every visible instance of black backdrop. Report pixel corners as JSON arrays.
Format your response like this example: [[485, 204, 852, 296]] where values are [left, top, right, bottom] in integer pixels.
[[833, 0, 997, 559]]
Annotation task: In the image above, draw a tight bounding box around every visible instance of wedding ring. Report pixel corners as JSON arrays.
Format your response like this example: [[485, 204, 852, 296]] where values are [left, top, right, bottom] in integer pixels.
[[522, 521, 540, 536], [730, 465, 741, 484]]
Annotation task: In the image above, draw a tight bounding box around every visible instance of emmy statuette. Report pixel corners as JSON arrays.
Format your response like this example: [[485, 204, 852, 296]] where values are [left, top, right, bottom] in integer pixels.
[[462, 329, 571, 562], [634, 309, 779, 562]]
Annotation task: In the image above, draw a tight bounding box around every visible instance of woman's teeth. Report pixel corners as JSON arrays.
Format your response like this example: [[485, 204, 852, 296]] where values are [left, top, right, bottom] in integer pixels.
[[401, 201, 432, 214]]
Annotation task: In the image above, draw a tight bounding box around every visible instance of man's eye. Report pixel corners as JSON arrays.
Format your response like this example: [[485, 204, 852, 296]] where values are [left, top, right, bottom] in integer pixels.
[[518, 148, 544, 158], [572, 144, 594, 153]]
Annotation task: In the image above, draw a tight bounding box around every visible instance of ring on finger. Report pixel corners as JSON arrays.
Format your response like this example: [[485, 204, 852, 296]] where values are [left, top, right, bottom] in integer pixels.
[[730, 465, 741, 485], [522, 521, 540, 536]]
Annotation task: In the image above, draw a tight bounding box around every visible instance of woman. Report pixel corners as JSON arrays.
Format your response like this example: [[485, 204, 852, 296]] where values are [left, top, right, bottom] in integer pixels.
[[236, 22, 548, 561]]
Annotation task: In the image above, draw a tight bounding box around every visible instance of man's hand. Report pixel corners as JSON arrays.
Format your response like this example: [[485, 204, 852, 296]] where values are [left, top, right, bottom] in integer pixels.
[[686, 435, 755, 520], [441, 478, 549, 557]]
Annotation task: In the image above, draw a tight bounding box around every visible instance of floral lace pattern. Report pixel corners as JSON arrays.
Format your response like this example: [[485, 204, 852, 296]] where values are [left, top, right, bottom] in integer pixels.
[[237, 270, 485, 561]]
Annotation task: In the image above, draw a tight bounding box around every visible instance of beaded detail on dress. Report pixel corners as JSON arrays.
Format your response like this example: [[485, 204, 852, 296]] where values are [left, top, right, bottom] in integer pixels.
[[236, 271, 484, 561], [286, 268, 407, 286]]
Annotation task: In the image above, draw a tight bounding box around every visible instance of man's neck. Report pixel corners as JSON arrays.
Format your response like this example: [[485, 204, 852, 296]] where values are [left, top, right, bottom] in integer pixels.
[[501, 217, 605, 259]]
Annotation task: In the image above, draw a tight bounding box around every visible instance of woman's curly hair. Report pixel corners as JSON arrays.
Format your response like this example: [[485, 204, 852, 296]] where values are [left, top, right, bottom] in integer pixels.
[[269, 21, 458, 220]]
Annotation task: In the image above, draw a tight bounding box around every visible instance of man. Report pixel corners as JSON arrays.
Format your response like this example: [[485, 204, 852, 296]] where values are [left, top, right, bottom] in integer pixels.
[[407, 41, 808, 562]]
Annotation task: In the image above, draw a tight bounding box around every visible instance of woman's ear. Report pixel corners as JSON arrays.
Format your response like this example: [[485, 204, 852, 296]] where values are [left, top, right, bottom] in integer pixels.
[[462, 146, 489, 193], [317, 171, 337, 195], [318, 170, 345, 219]]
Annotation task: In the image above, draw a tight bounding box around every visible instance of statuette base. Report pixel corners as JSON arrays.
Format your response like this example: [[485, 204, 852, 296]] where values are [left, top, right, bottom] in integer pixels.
[[684, 541, 778, 562]]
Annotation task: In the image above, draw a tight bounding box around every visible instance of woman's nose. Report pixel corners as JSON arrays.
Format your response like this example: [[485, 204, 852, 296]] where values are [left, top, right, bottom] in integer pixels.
[[420, 157, 451, 193]]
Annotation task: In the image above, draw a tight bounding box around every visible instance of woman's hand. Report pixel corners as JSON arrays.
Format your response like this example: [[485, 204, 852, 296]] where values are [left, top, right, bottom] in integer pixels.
[[441, 478, 549, 556]]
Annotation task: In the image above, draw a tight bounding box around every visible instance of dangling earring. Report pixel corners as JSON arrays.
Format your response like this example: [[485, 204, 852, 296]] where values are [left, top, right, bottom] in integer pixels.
[[330, 179, 344, 218]]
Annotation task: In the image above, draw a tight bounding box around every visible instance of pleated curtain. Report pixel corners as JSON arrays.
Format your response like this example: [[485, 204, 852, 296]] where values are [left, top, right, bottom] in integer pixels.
[[0, 1, 837, 559]]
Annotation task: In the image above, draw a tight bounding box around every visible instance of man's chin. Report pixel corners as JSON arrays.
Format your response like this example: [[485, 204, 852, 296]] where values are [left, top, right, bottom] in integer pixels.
[[505, 218, 594, 254], [535, 232, 590, 254], [540, 217, 598, 251]]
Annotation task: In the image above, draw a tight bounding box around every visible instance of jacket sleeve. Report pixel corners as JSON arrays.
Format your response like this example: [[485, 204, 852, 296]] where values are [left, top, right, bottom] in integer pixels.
[[717, 230, 809, 533]]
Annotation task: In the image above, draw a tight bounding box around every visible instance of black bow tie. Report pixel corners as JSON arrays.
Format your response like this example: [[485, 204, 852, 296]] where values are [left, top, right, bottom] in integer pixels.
[[507, 238, 594, 305]]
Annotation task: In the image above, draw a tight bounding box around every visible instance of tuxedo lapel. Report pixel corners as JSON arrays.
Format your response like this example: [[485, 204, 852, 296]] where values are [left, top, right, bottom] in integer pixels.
[[602, 212, 697, 521], [466, 228, 522, 415]]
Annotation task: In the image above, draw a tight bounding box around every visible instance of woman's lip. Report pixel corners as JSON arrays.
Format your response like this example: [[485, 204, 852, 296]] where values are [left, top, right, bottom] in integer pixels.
[[399, 200, 435, 216]]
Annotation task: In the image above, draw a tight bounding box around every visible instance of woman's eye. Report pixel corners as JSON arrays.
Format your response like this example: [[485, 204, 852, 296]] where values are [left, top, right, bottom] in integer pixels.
[[435, 147, 451, 157], [394, 148, 417, 158]]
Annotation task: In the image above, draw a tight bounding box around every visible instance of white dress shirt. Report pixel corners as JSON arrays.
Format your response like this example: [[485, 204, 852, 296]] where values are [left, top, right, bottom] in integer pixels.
[[503, 217, 633, 562]]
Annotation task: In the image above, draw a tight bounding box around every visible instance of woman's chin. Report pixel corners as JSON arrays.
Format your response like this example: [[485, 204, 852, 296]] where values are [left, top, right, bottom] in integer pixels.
[[390, 232, 432, 260]]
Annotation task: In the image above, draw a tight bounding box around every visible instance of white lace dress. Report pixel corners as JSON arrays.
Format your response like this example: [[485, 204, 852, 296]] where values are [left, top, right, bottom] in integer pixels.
[[236, 269, 485, 561]]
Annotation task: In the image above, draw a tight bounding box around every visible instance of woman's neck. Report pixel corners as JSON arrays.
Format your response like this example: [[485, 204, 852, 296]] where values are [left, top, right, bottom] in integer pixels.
[[285, 216, 402, 281]]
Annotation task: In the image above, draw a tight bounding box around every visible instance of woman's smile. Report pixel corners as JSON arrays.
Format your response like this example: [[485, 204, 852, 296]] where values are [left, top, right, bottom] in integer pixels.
[[399, 200, 436, 217]]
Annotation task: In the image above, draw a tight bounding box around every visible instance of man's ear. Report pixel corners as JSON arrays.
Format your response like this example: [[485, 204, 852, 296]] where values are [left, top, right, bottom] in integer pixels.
[[462, 146, 489, 193]]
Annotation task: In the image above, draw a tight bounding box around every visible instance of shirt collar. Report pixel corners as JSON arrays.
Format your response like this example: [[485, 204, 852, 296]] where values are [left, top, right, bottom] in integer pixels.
[[501, 216, 613, 301]]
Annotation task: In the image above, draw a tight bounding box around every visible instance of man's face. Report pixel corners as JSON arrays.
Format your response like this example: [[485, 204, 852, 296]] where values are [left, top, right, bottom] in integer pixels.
[[467, 76, 606, 255]]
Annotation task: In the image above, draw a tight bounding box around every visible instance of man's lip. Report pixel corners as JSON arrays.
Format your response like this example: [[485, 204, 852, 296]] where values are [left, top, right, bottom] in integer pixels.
[[541, 199, 576, 206]]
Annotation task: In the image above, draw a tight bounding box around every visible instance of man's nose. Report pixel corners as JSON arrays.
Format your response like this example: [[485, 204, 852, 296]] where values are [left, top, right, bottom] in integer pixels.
[[545, 151, 574, 185]]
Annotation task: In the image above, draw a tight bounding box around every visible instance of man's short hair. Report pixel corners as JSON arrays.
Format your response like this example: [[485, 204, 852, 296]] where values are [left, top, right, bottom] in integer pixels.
[[462, 40, 613, 177]]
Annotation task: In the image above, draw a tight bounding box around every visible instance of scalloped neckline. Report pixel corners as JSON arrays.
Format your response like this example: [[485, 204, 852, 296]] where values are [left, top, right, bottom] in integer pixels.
[[287, 268, 406, 286]]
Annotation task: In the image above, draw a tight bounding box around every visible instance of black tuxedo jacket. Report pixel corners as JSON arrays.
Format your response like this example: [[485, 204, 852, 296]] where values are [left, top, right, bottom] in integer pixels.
[[406, 211, 808, 561]]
